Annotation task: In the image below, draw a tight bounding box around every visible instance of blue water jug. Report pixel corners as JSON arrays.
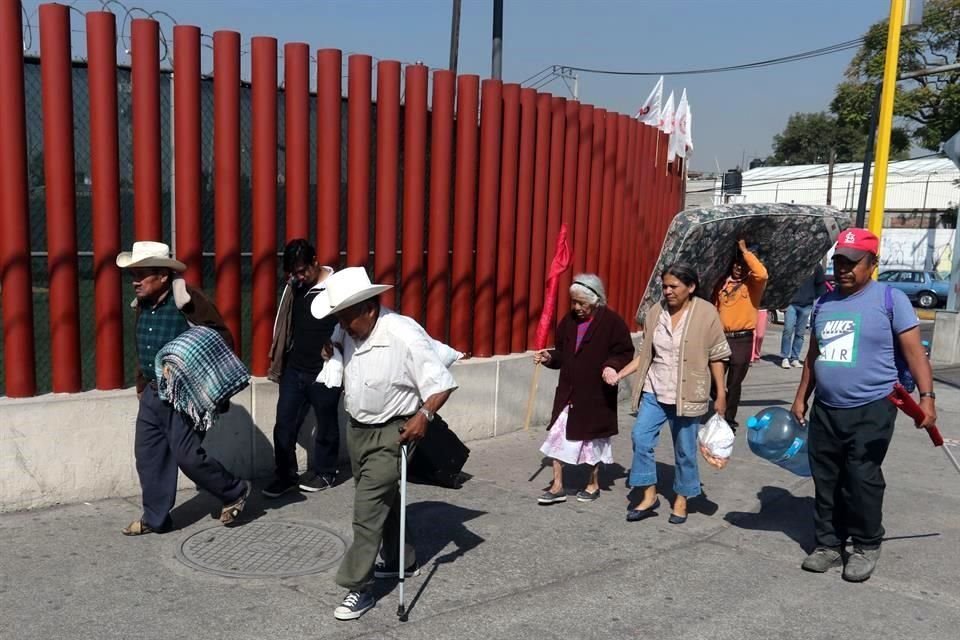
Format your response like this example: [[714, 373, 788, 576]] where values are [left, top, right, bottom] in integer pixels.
[[746, 406, 811, 477]]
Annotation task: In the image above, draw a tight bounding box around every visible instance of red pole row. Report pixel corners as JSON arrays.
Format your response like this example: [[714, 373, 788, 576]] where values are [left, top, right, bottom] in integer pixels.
[[2, 11, 690, 396]]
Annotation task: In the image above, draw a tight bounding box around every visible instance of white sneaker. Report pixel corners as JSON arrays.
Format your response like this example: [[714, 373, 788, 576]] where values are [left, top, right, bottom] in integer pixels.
[[791, 360, 803, 368], [334, 590, 375, 621], [781, 358, 791, 369]]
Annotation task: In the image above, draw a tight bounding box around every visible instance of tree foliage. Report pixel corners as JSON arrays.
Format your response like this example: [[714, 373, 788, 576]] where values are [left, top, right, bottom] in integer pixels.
[[769, 0, 960, 165]]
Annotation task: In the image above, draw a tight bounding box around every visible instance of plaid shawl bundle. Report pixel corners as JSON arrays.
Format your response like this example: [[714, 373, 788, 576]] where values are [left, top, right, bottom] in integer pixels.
[[156, 326, 250, 432]]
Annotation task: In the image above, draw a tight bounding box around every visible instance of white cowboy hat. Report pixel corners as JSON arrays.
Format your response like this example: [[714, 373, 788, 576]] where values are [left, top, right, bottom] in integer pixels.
[[310, 267, 392, 319], [115, 241, 187, 272]]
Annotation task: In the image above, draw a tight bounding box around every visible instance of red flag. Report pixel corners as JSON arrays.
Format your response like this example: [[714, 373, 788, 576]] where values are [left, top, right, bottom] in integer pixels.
[[534, 224, 572, 350]]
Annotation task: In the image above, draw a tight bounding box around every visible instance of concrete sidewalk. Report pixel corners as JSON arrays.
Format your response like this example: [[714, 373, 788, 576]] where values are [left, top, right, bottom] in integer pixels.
[[3, 327, 960, 640]]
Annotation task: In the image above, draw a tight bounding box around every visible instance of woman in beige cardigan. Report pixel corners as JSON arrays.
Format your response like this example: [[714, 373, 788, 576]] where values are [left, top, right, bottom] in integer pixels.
[[616, 263, 731, 524]]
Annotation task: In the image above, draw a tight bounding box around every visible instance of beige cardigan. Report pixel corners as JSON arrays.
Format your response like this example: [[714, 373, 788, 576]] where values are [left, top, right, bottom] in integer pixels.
[[631, 297, 732, 417]]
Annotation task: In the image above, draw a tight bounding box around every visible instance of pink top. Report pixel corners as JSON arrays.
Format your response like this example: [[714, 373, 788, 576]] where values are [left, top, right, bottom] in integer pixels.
[[643, 306, 689, 405]]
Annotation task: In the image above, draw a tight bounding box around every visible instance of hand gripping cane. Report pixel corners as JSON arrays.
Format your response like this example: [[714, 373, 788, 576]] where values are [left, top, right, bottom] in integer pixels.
[[889, 384, 960, 475], [397, 443, 409, 621]]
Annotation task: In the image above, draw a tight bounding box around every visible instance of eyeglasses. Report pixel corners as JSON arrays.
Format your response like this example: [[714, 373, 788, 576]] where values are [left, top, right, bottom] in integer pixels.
[[128, 268, 162, 281]]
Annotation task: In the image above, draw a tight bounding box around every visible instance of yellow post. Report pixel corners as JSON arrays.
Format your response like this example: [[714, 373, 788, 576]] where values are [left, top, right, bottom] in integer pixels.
[[867, 0, 906, 243]]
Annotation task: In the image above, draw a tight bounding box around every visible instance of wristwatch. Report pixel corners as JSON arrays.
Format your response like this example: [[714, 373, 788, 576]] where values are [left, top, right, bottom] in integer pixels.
[[920, 391, 937, 399], [418, 407, 436, 422]]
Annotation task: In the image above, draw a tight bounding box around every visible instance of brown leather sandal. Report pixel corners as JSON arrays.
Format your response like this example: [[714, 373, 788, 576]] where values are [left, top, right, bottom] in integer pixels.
[[122, 519, 162, 536], [220, 480, 251, 526]]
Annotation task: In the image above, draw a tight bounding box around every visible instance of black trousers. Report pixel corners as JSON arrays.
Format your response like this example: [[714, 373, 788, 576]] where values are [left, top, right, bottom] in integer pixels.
[[723, 332, 754, 427], [135, 385, 245, 530], [273, 365, 342, 480], [808, 397, 897, 549]]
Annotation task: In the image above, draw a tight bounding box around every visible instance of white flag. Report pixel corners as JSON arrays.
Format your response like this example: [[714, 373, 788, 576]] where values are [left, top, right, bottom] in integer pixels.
[[659, 91, 675, 135], [635, 76, 663, 126], [670, 89, 693, 161]]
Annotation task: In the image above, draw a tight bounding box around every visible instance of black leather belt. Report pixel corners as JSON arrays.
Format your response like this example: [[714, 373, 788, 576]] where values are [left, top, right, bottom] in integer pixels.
[[349, 415, 414, 429], [725, 330, 754, 339]]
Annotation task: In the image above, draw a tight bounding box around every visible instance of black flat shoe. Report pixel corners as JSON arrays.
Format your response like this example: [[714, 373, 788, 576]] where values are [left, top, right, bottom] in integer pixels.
[[626, 498, 661, 522], [668, 513, 688, 525]]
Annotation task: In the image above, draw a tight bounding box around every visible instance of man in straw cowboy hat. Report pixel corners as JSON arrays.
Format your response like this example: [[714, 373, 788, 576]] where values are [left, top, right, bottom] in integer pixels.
[[116, 241, 251, 536], [311, 267, 458, 621]]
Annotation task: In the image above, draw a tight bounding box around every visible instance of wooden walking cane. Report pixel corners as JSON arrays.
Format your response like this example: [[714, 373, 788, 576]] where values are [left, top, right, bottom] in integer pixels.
[[525, 224, 572, 431]]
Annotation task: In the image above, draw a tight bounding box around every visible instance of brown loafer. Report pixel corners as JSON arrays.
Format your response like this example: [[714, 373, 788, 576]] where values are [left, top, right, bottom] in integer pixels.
[[220, 480, 252, 526]]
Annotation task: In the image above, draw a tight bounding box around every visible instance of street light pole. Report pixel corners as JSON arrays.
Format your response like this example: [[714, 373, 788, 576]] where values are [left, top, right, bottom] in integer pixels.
[[492, 0, 503, 79], [449, 0, 462, 74]]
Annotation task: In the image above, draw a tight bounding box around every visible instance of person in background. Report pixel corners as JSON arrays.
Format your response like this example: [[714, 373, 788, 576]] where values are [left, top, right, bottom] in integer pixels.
[[791, 229, 936, 582], [534, 274, 635, 505], [713, 239, 768, 431], [116, 241, 250, 535], [780, 264, 827, 369], [263, 240, 340, 498], [617, 264, 730, 525], [752, 309, 768, 362]]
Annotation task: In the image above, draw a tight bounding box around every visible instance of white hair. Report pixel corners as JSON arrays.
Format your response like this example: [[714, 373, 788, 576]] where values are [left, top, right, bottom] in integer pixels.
[[570, 273, 606, 306]]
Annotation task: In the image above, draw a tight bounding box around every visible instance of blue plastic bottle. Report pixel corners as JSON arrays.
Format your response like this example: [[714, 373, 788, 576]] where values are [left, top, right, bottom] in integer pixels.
[[746, 406, 811, 477]]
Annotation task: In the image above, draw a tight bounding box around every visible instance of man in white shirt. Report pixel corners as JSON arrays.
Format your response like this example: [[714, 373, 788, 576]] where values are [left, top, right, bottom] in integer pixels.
[[311, 267, 458, 621]]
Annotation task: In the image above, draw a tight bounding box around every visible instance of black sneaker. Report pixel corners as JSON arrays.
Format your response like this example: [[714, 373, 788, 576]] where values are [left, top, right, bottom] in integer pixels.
[[261, 476, 299, 498], [373, 559, 422, 579], [334, 590, 375, 621], [299, 471, 336, 492]]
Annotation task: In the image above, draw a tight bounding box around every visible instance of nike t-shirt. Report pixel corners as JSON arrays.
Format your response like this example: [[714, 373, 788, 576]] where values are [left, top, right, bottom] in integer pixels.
[[811, 281, 918, 408]]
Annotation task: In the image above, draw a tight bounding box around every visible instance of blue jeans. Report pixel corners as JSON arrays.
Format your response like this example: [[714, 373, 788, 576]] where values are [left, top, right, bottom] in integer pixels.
[[780, 304, 812, 361], [273, 365, 342, 480], [629, 392, 702, 497]]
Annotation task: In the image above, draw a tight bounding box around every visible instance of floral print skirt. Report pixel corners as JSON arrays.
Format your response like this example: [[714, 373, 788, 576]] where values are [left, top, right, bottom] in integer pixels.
[[539, 406, 614, 466]]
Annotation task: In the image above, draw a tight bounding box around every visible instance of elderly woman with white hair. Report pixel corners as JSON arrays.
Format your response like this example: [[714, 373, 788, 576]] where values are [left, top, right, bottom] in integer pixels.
[[534, 274, 635, 504]]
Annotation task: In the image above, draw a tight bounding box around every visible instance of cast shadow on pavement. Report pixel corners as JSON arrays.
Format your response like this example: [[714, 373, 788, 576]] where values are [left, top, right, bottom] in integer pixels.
[[624, 462, 719, 517], [723, 486, 815, 553], [372, 500, 486, 618]]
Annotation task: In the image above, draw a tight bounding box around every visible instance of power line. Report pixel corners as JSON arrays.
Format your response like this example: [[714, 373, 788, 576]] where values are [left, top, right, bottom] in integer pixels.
[[526, 37, 865, 82]]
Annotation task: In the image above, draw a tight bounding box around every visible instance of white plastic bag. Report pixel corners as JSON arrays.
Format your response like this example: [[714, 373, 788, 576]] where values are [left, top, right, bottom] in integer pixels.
[[698, 413, 735, 469]]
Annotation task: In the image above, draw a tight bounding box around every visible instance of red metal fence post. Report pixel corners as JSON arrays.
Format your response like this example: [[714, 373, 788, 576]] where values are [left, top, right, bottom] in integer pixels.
[[495, 83, 521, 355], [511, 88, 537, 353], [39, 3, 81, 392], [251, 36, 278, 376], [450, 74, 479, 355], [609, 115, 629, 314], [375, 60, 400, 309], [573, 104, 593, 278], [597, 111, 618, 287], [316, 49, 342, 267], [426, 70, 455, 341], [526, 92, 552, 347], [173, 25, 203, 287], [558, 100, 579, 316], [87, 11, 124, 390], [473, 78, 503, 358], [347, 54, 372, 267], [400, 63, 428, 321], [213, 30, 242, 353], [618, 117, 637, 315], [585, 108, 606, 276], [131, 19, 163, 241], [284, 42, 310, 242]]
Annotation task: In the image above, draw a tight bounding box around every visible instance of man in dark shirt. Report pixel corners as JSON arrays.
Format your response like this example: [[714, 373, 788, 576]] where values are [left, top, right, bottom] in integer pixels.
[[264, 240, 341, 497], [780, 264, 826, 369]]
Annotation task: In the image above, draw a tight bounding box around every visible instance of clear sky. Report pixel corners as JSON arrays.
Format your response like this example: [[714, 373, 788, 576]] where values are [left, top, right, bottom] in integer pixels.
[[22, 0, 893, 172]]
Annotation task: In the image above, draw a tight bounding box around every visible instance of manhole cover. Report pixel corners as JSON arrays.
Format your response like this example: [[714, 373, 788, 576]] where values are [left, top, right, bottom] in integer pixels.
[[176, 522, 346, 578]]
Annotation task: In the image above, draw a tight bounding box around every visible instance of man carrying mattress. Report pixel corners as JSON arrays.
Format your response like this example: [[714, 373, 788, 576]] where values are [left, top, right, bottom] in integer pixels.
[[311, 267, 458, 621], [116, 241, 250, 536]]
